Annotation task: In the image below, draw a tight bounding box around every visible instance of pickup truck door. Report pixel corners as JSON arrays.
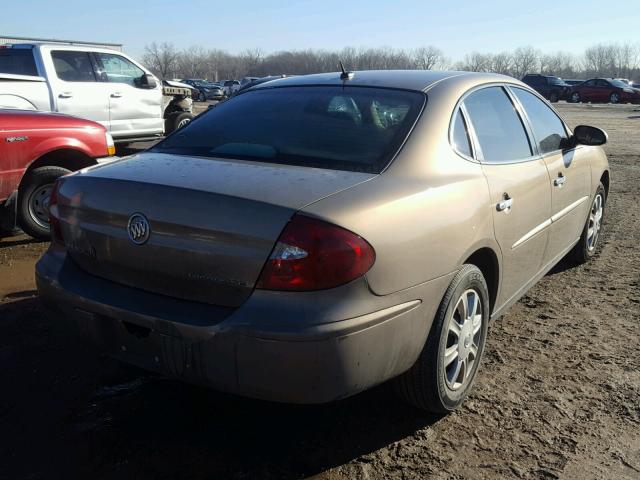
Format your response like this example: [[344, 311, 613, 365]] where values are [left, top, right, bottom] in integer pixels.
[[92, 52, 164, 139], [41, 48, 110, 128]]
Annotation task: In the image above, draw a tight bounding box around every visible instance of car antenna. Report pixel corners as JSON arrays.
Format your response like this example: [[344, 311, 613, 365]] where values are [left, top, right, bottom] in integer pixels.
[[339, 61, 354, 80]]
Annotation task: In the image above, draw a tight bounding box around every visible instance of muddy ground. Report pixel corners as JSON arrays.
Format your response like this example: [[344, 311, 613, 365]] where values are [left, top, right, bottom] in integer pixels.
[[1, 102, 639, 480]]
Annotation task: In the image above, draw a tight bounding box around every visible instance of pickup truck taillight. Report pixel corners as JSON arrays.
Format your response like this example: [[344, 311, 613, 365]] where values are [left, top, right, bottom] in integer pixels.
[[256, 214, 375, 291], [49, 181, 64, 246]]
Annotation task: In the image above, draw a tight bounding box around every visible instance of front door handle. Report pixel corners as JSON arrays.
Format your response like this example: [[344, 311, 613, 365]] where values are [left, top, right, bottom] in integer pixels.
[[58, 92, 73, 98], [496, 194, 513, 212], [554, 173, 566, 187], [111, 92, 123, 98]]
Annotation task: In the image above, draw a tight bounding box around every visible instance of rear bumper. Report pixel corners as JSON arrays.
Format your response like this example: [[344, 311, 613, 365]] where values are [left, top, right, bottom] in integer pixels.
[[36, 248, 443, 404]]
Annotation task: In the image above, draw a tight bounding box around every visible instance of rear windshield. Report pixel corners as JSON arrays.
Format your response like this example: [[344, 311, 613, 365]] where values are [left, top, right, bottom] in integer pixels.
[[152, 86, 425, 173], [0, 49, 38, 76]]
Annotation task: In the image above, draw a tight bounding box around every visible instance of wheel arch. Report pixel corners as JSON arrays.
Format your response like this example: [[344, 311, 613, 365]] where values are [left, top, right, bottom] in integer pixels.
[[20, 148, 96, 190], [600, 170, 610, 198], [464, 247, 500, 315]]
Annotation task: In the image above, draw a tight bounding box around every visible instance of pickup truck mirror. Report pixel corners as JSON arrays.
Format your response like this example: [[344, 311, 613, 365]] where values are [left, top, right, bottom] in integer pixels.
[[138, 74, 157, 89]]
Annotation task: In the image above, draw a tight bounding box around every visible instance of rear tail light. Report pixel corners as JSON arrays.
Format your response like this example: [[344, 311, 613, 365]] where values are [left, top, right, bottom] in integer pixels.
[[256, 215, 375, 291], [49, 181, 64, 246]]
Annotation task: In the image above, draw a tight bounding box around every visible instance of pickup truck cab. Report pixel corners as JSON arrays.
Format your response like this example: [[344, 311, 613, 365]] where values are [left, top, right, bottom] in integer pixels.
[[0, 44, 193, 142], [0, 109, 115, 239]]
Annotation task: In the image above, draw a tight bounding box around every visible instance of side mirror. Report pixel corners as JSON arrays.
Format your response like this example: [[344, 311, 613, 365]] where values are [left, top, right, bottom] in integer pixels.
[[138, 74, 157, 89], [573, 125, 607, 146]]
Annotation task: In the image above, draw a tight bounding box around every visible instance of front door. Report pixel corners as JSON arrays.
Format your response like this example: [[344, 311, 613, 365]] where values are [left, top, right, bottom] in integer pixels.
[[92, 52, 164, 138], [509, 86, 591, 264], [463, 86, 552, 307]]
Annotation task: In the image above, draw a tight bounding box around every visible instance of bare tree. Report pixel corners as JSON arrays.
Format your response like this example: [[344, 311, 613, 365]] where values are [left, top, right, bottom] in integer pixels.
[[512, 46, 539, 78], [142, 42, 179, 79], [412, 46, 445, 70]]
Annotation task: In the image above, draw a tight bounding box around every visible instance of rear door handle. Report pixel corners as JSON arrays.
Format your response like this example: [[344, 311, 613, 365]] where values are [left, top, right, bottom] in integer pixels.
[[554, 174, 566, 187], [58, 92, 73, 98], [496, 194, 513, 212], [111, 92, 123, 98]]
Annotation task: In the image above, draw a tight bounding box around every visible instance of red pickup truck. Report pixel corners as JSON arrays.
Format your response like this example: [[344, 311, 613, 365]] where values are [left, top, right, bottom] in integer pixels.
[[0, 110, 115, 239]]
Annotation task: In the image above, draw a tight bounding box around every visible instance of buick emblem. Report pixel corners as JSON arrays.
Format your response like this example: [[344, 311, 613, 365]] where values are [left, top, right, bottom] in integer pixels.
[[127, 213, 150, 245]]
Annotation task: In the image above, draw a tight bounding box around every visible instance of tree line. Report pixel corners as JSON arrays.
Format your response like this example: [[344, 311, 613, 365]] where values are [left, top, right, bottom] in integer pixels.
[[142, 42, 640, 82]]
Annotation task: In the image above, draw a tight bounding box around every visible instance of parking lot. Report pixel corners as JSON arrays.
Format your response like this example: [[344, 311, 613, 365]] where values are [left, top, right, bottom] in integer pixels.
[[1, 102, 639, 480]]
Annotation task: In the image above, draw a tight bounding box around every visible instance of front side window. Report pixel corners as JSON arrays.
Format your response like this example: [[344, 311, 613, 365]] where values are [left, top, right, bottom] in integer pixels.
[[152, 86, 425, 173], [51, 51, 96, 82], [451, 108, 472, 157], [463, 86, 532, 163], [512, 88, 568, 154], [95, 53, 145, 86]]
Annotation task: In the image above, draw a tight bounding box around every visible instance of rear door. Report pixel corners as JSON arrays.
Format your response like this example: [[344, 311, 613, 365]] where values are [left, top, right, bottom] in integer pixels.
[[92, 52, 164, 138], [43, 48, 110, 128], [510, 87, 591, 263], [463, 85, 552, 308]]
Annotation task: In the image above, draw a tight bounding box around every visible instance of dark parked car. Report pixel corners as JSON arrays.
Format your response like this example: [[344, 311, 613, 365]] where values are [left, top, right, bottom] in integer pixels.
[[521, 74, 571, 102], [181, 79, 224, 101], [568, 78, 640, 104]]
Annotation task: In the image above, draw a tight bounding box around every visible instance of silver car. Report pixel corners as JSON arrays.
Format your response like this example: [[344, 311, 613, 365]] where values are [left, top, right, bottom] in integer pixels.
[[37, 70, 609, 412]]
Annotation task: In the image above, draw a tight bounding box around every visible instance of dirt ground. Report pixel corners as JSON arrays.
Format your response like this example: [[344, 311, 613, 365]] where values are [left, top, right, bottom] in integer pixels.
[[1, 102, 639, 480]]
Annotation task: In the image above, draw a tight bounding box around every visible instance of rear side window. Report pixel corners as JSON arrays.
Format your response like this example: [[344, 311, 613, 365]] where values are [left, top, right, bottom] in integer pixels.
[[451, 109, 472, 157], [0, 49, 38, 76], [153, 86, 425, 173], [51, 51, 96, 82], [511, 88, 568, 154], [463, 87, 532, 163]]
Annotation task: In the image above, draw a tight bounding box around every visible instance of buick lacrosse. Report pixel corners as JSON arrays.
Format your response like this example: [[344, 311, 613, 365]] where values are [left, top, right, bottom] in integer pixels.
[[37, 70, 609, 412]]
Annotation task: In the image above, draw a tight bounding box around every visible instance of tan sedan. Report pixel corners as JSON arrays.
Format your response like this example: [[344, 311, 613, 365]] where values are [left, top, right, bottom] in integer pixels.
[[37, 70, 609, 413]]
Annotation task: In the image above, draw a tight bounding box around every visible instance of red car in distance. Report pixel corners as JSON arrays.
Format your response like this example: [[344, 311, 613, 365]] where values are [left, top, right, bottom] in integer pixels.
[[568, 78, 640, 104], [0, 110, 115, 239]]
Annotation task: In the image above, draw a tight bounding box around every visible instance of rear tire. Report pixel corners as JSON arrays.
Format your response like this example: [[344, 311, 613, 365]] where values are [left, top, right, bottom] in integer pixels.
[[571, 183, 606, 264], [549, 91, 559, 103], [570, 92, 581, 103], [395, 265, 490, 413], [17, 166, 71, 240]]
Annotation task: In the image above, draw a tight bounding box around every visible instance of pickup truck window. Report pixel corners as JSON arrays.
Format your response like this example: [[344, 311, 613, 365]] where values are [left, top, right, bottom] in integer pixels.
[[0, 49, 38, 76], [94, 53, 145, 87], [51, 51, 97, 82]]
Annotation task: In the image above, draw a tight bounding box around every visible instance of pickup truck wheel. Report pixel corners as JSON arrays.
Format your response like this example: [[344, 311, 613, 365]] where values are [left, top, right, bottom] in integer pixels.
[[394, 264, 490, 413], [197, 91, 206, 102], [18, 166, 71, 240], [549, 92, 559, 103], [165, 112, 194, 135], [571, 183, 606, 264]]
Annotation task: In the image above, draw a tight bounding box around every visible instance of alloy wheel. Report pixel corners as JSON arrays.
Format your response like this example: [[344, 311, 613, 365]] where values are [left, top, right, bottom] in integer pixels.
[[587, 193, 604, 251], [443, 289, 483, 391]]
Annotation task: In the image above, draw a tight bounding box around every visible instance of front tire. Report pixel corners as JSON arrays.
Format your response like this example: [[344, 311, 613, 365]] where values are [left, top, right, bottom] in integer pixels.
[[164, 112, 194, 135], [18, 166, 71, 240], [571, 183, 606, 264], [610, 92, 620, 104], [395, 264, 490, 413]]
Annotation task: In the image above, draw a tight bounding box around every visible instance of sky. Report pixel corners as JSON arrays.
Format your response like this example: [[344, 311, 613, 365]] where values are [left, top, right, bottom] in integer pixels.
[[2, 0, 639, 61]]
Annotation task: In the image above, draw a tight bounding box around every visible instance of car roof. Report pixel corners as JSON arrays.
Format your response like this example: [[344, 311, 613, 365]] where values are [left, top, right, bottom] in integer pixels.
[[250, 70, 516, 93]]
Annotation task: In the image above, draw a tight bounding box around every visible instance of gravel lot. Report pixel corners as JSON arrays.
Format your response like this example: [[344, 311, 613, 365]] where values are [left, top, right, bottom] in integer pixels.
[[1, 102, 638, 480]]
